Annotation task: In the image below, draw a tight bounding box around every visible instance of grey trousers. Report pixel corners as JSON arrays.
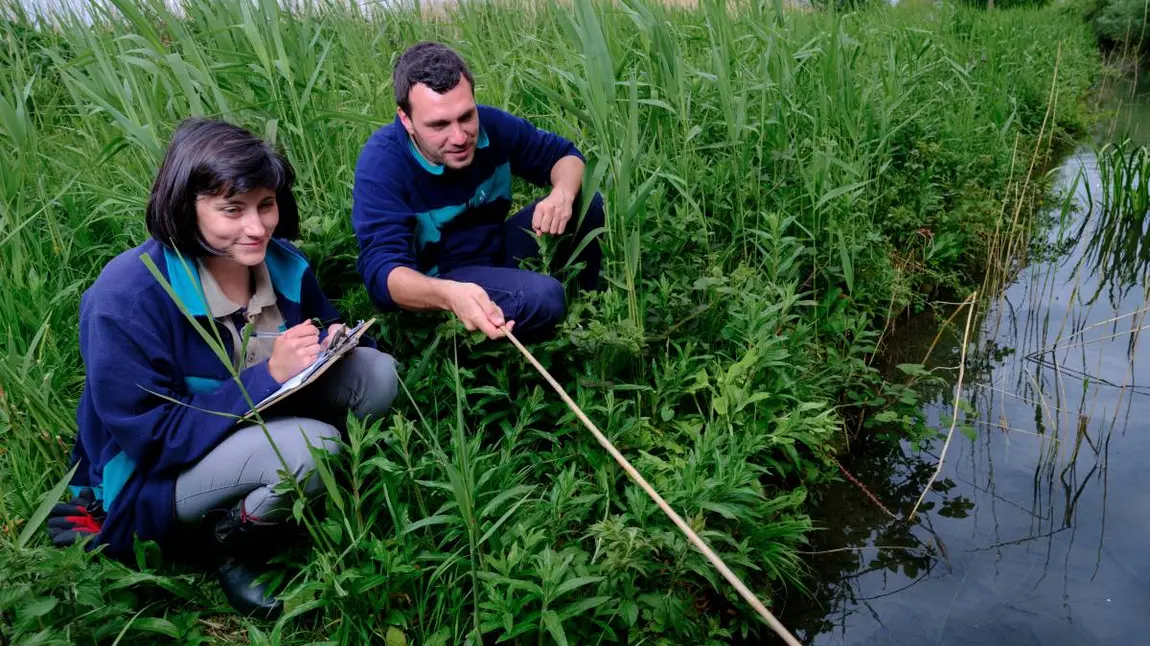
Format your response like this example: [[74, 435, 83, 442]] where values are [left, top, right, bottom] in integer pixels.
[[173, 347, 399, 525]]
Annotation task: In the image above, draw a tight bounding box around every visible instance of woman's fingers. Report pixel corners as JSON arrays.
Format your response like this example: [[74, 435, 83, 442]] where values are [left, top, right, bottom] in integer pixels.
[[286, 321, 320, 339], [321, 323, 343, 349], [290, 335, 319, 351]]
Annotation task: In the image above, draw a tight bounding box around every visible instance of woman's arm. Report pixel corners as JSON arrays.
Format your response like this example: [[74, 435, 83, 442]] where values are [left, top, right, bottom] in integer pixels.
[[80, 306, 282, 474]]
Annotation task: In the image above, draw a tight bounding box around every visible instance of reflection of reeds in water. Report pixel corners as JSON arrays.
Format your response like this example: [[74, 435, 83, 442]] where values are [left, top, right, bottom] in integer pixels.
[[864, 127, 1150, 613], [973, 138, 1150, 568]]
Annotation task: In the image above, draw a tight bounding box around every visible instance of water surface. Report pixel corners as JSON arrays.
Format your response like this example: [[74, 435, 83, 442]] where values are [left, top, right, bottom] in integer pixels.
[[783, 78, 1150, 645]]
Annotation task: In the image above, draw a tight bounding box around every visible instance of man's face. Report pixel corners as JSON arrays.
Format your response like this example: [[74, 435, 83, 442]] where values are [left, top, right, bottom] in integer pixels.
[[399, 78, 480, 171]]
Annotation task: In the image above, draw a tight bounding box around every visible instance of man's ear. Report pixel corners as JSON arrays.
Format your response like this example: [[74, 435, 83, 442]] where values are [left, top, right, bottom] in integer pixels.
[[397, 107, 415, 136]]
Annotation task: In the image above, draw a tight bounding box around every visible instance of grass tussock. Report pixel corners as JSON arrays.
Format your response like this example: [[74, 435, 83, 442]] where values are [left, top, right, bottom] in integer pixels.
[[0, 0, 1100, 643]]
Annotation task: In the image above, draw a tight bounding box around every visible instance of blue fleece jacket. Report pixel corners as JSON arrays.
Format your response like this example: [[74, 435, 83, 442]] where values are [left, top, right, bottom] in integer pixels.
[[67, 237, 368, 559], [351, 104, 584, 309]]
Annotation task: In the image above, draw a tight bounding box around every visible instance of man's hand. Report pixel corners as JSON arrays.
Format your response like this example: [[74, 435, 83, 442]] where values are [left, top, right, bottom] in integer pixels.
[[384, 268, 514, 341], [532, 187, 575, 236], [445, 282, 514, 340]]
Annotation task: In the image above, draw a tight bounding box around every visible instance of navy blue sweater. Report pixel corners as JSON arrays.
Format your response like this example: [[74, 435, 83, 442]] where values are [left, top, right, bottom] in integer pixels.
[[351, 105, 584, 309], [67, 238, 367, 558]]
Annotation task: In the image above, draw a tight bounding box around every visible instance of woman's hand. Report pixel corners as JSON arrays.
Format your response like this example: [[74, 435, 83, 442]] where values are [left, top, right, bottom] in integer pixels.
[[267, 321, 321, 383], [321, 323, 344, 350]]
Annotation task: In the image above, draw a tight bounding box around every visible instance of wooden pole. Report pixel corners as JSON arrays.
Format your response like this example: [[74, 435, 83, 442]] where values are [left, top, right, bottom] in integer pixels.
[[502, 328, 803, 646]]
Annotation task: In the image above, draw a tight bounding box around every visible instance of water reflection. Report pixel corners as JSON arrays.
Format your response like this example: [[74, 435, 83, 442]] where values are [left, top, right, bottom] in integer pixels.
[[780, 141, 1150, 641]]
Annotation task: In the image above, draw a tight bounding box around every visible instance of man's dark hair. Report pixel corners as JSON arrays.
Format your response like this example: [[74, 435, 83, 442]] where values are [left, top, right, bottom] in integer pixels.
[[146, 117, 300, 256], [393, 41, 474, 115]]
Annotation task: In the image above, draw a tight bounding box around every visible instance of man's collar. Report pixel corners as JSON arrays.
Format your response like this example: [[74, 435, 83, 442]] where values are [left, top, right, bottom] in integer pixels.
[[407, 137, 445, 175]]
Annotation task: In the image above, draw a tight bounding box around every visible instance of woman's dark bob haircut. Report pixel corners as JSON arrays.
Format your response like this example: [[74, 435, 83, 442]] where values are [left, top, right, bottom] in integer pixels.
[[146, 117, 299, 256]]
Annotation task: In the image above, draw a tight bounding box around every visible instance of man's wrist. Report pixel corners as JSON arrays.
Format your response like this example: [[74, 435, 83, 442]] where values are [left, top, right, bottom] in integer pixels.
[[551, 186, 577, 204], [430, 278, 460, 311]]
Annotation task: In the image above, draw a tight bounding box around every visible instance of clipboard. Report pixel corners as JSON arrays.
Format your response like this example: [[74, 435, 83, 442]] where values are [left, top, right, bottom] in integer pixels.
[[247, 318, 376, 415]]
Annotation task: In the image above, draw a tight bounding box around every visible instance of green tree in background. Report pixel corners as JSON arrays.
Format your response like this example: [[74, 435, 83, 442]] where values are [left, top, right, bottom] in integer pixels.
[[1078, 0, 1150, 54]]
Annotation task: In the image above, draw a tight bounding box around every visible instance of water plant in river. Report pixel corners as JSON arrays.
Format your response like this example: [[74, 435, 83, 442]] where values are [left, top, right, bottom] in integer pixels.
[[0, 0, 1100, 643], [1075, 139, 1150, 305]]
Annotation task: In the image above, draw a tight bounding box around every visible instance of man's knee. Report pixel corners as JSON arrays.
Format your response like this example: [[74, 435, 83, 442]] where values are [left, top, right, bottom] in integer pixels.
[[571, 191, 605, 236], [518, 274, 566, 333], [583, 191, 605, 224], [351, 347, 400, 421]]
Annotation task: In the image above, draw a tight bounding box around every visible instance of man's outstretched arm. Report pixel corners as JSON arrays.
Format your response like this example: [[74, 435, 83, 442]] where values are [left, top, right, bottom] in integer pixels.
[[386, 267, 511, 339]]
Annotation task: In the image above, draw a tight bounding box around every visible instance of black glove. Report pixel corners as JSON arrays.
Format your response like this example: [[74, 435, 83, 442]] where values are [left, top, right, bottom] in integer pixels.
[[45, 487, 105, 547]]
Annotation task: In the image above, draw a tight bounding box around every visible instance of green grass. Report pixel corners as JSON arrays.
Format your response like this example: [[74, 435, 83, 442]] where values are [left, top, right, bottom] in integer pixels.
[[0, 0, 1100, 643]]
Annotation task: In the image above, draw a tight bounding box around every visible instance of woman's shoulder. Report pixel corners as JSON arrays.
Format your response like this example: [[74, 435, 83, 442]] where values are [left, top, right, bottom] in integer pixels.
[[81, 239, 173, 318], [268, 237, 307, 259], [264, 237, 320, 300]]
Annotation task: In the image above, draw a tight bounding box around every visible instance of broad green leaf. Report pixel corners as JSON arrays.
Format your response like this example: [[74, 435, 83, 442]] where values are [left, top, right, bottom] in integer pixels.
[[18, 463, 78, 550], [247, 624, 272, 646], [131, 617, 181, 638], [553, 575, 605, 600], [541, 610, 569, 646], [385, 626, 408, 646], [896, 363, 932, 378], [559, 595, 613, 621], [403, 514, 461, 534], [19, 597, 58, 620]]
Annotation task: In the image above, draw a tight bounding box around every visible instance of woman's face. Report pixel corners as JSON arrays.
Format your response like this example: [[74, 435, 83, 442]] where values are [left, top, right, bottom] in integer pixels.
[[195, 186, 279, 266]]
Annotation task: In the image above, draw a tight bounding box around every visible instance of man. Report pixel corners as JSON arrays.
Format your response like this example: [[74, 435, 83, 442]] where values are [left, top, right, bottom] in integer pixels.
[[352, 41, 604, 341]]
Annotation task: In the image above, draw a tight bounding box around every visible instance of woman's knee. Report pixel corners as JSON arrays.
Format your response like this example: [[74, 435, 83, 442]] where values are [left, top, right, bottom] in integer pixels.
[[265, 418, 341, 476], [264, 418, 340, 497]]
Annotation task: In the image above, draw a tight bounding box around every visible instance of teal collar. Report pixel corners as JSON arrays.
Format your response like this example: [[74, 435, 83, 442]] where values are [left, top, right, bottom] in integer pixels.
[[163, 239, 308, 317], [407, 126, 490, 175]]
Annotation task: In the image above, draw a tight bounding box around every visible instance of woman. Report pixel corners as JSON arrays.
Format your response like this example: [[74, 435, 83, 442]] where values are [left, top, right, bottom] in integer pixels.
[[53, 118, 399, 619]]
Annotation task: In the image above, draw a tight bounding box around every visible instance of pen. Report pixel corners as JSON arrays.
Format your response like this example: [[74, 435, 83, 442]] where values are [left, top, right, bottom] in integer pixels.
[[248, 331, 286, 338], [247, 318, 336, 338]]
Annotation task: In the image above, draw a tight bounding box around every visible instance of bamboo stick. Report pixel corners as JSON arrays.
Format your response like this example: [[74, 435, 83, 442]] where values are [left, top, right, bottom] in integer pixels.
[[501, 327, 803, 646]]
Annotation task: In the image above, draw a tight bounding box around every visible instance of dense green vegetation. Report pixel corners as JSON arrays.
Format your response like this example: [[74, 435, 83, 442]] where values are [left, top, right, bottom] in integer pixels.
[[1077, 0, 1149, 55], [0, 0, 1100, 643]]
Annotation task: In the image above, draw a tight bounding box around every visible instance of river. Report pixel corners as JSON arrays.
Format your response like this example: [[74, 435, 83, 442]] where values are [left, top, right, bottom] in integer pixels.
[[782, 73, 1150, 645]]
